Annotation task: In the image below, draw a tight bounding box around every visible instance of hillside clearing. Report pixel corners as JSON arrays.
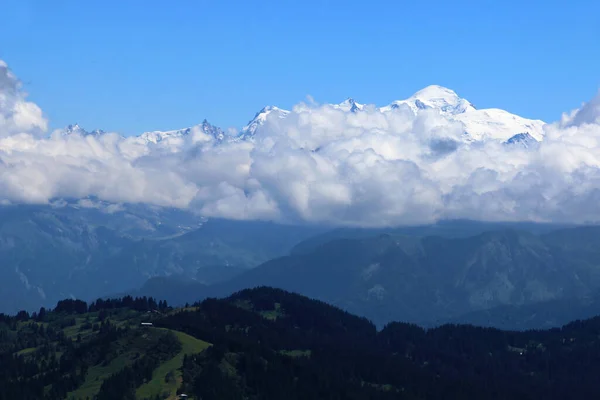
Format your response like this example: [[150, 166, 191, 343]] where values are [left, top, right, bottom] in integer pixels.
[[135, 328, 211, 400]]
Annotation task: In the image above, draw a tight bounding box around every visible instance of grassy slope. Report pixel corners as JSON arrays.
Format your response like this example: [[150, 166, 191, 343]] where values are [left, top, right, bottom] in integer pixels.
[[66, 310, 158, 400], [22, 307, 212, 400], [67, 327, 209, 400], [135, 328, 211, 400], [68, 355, 131, 400]]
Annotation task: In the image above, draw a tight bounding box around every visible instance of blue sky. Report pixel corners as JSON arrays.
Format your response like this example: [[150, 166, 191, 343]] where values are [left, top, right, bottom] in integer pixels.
[[1, 0, 599, 136]]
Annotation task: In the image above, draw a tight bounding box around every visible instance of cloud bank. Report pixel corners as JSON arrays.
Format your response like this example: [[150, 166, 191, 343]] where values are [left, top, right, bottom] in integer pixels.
[[0, 61, 47, 138], [1, 60, 600, 227]]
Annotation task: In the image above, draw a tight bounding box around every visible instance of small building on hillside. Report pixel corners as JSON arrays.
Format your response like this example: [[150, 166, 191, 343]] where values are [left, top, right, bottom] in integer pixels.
[[141, 322, 153, 326]]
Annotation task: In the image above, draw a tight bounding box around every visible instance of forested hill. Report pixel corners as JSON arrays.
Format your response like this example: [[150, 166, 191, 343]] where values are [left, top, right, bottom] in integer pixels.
[[3, 288, 600, 399]]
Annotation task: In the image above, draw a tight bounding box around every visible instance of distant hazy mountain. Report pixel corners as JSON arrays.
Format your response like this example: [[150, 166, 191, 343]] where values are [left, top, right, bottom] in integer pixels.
[[137, 225, 600, 328], [46, 198, 206, 239], [443, 293, 600, 330], [7, 202, 600, 331], [0, 206, 322, 314], [289, 219, 572, 256], [0, 206, 131, 313]]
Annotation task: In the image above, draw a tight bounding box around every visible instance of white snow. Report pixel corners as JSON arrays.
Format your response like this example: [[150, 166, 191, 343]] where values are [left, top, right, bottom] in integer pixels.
[[61, 85, 546, 146], [239, 106, 290, 139], [332, 98, 365, 113], [134, 120, 226, 147], [453, 108, 545, 142], [236, 85, 546, 143], [138, 128, 189, 144], [59, 124, 105, 138], [379, 85, 545, 142], [381, 85, 477, 115]]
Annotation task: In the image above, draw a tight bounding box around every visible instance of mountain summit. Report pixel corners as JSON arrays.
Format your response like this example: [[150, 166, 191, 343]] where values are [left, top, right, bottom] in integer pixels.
[[381, 85, 477, 115], [239, 105, 290, 140], [61, 124, 105, 137], [334, 97, 364, 113], [135, 119, 226, 145]]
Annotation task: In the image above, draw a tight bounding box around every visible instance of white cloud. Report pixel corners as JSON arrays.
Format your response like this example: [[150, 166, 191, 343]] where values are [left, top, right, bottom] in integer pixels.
[[0, 61, 47, 137], [1, 59, 600, 226], [562, 90, 600, 128]]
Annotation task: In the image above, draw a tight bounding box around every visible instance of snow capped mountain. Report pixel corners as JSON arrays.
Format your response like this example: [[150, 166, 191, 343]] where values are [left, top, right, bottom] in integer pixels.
[[61, 124, 105, 137], [235, 86, 545, 143], [238, 106, 290, 140], [138, 128, 186, 145], [453, 108, 545, 142], [200, 119, 226, 142], [137, 119, 226, 145], [333, 98, 364, 113], [379, 85, 545, 142], [381, 85, 477, 115], [57, 85, 546, 147], [504, 132, 540, 149]]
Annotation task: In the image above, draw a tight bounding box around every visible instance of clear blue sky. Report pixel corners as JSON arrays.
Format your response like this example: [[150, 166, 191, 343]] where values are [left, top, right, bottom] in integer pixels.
[[1, 0, 599, 136]]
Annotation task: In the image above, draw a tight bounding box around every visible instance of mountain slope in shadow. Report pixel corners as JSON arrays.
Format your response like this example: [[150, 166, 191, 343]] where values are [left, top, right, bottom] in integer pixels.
[[138, 225, 600, 327]]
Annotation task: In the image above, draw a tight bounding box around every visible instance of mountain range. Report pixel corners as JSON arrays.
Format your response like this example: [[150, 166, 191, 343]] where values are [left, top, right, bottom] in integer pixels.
[[60, 85, 546, 146], [134, 223, 600, 328], [0, 204, 322, 314], [7, 199, 600, 331]]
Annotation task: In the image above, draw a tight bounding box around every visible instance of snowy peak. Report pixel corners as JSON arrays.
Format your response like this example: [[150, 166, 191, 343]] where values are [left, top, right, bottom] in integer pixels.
[[334, 98, 364, 113], [382, 85, 476, 115], [138, 128, 185, 144], [412, 85, 461, 103], [237, 98, 366, 140], [201, 119, 225, 142], [58, 86, 546, 147], [453, 108, 545, 142], [62, 124, 105, 137], [504, 132, 540, 149], [66, 124, 83, 134], [138, 119, 226, 145], [378, 85, 544, 141], [411, 85, 476, 114], [239, 105, 290, 139]]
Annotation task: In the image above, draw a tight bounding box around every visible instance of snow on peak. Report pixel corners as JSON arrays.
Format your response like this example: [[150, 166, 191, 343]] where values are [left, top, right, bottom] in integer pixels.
[[504, 132, 540, 149], [201, 119, 226, 142], [138, 119, 226, 145], [412, 85, 460, 102], [66, 123, 82, 133], [62, 124, 105, 137], [382, 85, 476, 115], [453, 108, 545, 142], [239, 105, 290, 139], [412, 85, 476, 114], [379, 85, 545, 141], [63, 86, 545, 147], [334, 98, 364, 113], [138, 128, 185, 145]]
